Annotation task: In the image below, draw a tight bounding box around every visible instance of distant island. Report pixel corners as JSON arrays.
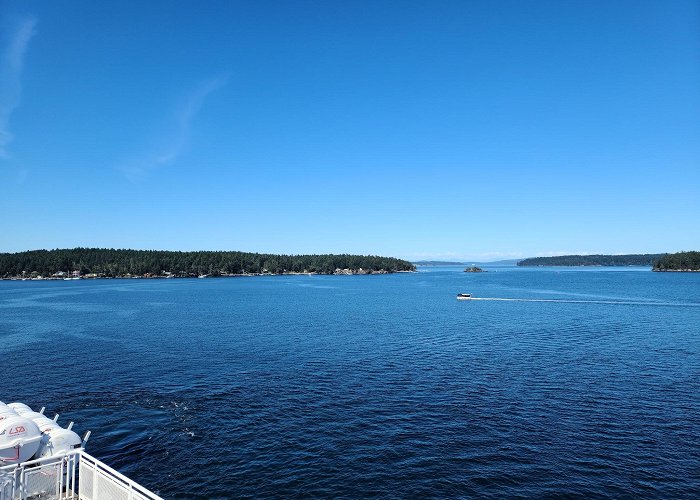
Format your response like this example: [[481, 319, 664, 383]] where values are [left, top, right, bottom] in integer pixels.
[[413, 259, 519, 266], [464, 266, 485, 273], [652, 251, 700, 272], [480, 259, 520, 266], [0, 248, 416, 280], [517, 254, 665, 267], [413, 260, 467, 266]]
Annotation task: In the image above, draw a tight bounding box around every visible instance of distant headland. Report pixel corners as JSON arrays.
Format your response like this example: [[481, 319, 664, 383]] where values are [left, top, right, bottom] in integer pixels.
[[517, 252, 700, 271], [413, 260, 467, 266], [0, 248, 416, 280], [517, 254, 664, 267]]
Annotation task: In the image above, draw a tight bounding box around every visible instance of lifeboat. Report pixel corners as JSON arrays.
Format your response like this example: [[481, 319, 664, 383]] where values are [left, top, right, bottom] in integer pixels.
[[0, 408, 42, 464], [1, 402, 82, 463]]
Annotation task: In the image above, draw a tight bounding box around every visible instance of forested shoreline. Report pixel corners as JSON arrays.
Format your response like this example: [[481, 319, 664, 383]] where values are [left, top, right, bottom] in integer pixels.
[[0, 248, 416, 279], [652, 252, 700, 272], [518, 254, 665, 267]]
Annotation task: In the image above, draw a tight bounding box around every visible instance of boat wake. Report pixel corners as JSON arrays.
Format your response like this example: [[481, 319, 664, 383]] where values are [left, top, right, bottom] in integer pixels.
[[464, 297, 700, 307]]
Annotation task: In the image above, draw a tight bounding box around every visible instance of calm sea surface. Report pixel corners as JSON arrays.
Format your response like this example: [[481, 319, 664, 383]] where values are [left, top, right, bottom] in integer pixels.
[[1, 267, 699, 498]]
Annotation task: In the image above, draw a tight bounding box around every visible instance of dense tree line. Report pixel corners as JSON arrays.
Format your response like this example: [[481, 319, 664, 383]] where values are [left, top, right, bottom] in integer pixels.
[[652, 251, 700, 271], [0, 248, 416, 278], [517, 254, 665, 267]]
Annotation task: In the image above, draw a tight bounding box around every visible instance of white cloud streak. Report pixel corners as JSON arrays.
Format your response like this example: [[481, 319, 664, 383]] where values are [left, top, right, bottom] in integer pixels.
[[0, 16, 36, 158], [122, 74, 229, 183]]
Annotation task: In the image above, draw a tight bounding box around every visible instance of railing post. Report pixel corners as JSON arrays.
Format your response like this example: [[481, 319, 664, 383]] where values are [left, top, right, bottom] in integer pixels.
[[19, 467, 25, 500], [13, 466, 20, 500], [58, 458, 64, 499], [93, 458, 99, 500], [71, 454, 77, 499]]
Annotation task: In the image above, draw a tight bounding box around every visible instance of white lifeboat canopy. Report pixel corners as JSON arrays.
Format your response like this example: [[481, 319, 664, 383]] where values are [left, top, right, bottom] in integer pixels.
[[0, 402, 18, 422], [0, 415, 42, 464], [7, 402, 33, 414], [1, 402, 85, 463], [35, 427, 83, 458]]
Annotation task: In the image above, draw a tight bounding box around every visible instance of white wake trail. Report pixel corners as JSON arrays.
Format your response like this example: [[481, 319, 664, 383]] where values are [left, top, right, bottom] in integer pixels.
[[464, 297, 700, 307]]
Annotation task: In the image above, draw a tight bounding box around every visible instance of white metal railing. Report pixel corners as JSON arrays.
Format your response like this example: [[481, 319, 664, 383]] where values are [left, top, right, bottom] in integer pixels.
[[0, 449, 163, 500]]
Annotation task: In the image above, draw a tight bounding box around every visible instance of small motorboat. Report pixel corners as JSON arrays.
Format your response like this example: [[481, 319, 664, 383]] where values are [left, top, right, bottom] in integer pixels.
[[456, 293, 472, 300]]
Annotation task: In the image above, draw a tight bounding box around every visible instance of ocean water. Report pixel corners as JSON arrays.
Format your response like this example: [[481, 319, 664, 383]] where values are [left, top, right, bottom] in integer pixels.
[[1, 267, 699, 498]]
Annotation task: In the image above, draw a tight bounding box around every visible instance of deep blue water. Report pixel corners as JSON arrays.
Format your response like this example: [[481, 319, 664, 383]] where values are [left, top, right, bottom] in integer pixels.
[[1, 267, 699, 498]]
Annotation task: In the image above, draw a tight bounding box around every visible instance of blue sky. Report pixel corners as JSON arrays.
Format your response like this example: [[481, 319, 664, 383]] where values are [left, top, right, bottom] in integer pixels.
[[1, 0, 698, 261]]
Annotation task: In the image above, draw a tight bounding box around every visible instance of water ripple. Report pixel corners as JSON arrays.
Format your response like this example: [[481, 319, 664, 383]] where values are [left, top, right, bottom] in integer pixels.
[[1, 270, 699, 498]]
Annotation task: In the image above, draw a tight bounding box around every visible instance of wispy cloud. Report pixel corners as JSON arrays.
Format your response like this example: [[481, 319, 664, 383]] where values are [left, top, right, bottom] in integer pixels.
[[121, 74, 229, 183], [0, 16, 36, 158]]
